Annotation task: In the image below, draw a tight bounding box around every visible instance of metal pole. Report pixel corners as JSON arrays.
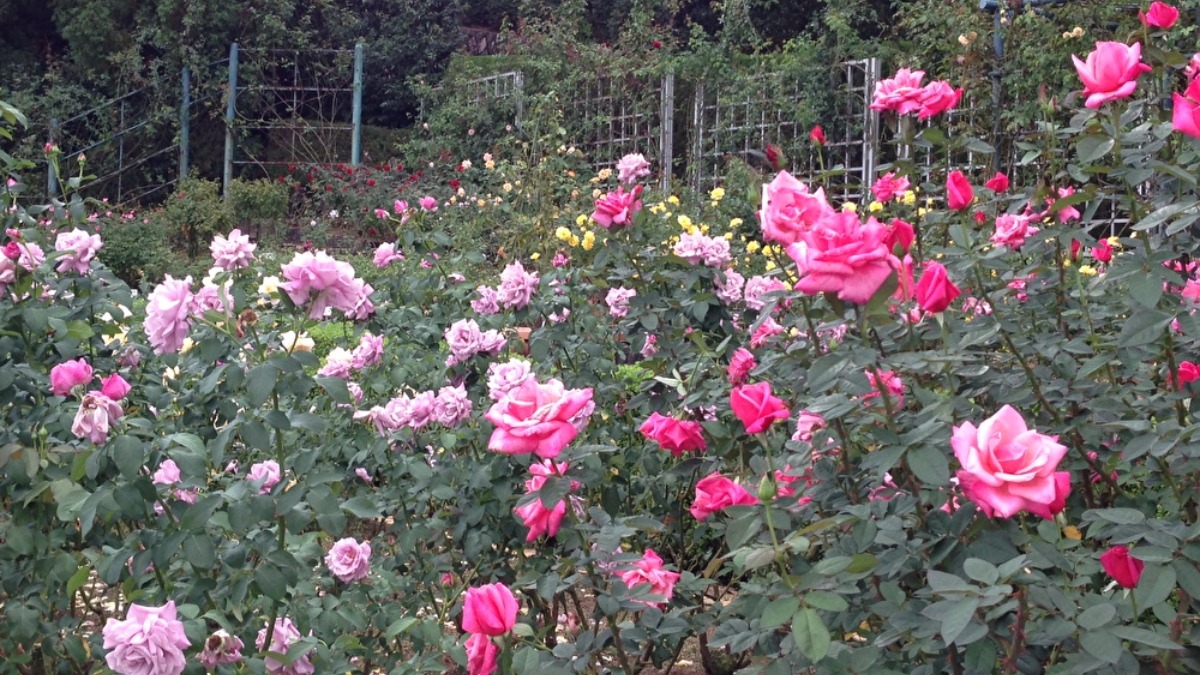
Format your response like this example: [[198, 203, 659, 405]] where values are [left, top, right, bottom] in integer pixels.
[[991, 7, 1003, 172], [660, 70, 674, 192], [47, 118, 59, 197], [351, 43, 364, 166], [223, 42, 240, 198], [180, 66, 191, 180], [117, 98, 126, 203]]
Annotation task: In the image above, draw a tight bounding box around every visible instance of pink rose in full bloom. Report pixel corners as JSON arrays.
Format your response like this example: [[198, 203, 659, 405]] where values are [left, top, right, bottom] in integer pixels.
[[373, 242, 405, 268], [1072, 41, 1152, 109], [784, 211, 899, 304], [952, 405, 1071, 519], [54, 228, 102, 274], [1139, 1, 1179, 29], [715, 268, 744, 304], [727, 348, 756, 384], [639, 412, 707, 457], [419, 195, 439, 211], [462, 583, 519, 636], [144, 275, 194, 354], [257, 617, 314, 675], [689, 472, 758, 520], [465, 633, 500, 675], [619, 549, 681, 605], [199, 629, 244, 670], [1100, 546, 1145, 589], [605, 286, 637, 318], [730, 382, 789, 434], [616, 153, 651, 185], [72, 391, 122, 444], [210, 229, 256, 270], [433, 384, 472, 426], [152, 459, 181, 486], [247, 460, 282, 494], [917, 80, 962, 120], [102, 601, 190, 675], [100, 373, 131, 400], [915, 262, 962, 313], [325, 537, 371, 583], [484, 377, 593, 458], [50, 358, 93, 396], [486, 359, 534, 401], [946, 171, 974, 211], [759, 171, 835, 246], [592, 185, 643, 229], [871, 68, 926, 115], [991, 213, 1040, 250], [497, 261, 539, 309], [871, 172, 910, 202], [1173, 79, 1200, 139], [280, 250, 374, 320], [743, 275, 788, 311]]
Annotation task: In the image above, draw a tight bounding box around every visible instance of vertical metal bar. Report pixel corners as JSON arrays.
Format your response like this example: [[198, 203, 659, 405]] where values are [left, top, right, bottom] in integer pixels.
[[180, 66, 191, 180], [991, 8, 1004, 171], [660, 71, 674, 192], [515, 71, 525, 131], [117, 98, 126, 203], [351, 43, 364, 166], [47, 118, 59, 197], [864, 58, 881, 187], [223, 42, 240, 198]]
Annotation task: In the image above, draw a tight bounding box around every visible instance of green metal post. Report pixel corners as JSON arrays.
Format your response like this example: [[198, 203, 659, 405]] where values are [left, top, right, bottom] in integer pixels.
[[180, 66, 191, 181], [223, 43, 239, 198], [351, 43, 364, 166]]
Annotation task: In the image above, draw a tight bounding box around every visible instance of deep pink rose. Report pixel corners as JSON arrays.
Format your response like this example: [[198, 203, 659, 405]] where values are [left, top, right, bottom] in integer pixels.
[[885, 219, 914, 254], [1173, 79, 1200, 139], [100, 373, 131, 400], [915, 262, 962, 313], [917, 81, 962, 120], [591, 185, 643, 229], [325, 537, 371, 583], [946, 171, 974, 211], [863, 369, 906, 409], [871, 68, 926, 115], [102, 601, 190, 675], [727, 348, 756, 384], [1139, 1, 1179, 29], [809, 125, 826, 146], [639, 412, 707, 457], [50, 358, 93, 396], [466, 633, 500, 675], [730, 382, 789, 434], [952, 405, 1071, 519], [759, 171, 835, 246], [784, 211, 899, 304], [984, 172, 1010, 192], [485, 378, 593, 458], [1072, 41, 1152, 109], [689, 472, 758, 520], [462, 583, 519, 636], [514, 493, 567, 541], [618, 549, 681, 605], [1100, 546, 1145, 588]]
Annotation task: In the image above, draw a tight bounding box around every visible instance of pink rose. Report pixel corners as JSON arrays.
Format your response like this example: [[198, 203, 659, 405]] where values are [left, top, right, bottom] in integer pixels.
[[730, 382, 789, 434], [605, 286, 637, 318], [50, 358, 93, 396], [325, 537, 371, 583], [247, 460, 282, 494], [465, 633, 500, 675], [784, 211, 899, 304], [917, 81, 963, 120], [513, 492, 567, 541], [144, 275, 194, 354], [727, 348, 756, 385], [419, 195, 439, 211], [486, 359, 534, 401], [871, 172, 910, 202], [952, 405, 1071, 519], [72, 391, 122, 444], [809, 125, 826, 146], [152, 459, 181, 486], [915, 262, 962, 313], [871, 68, 926, 115], [210, 228, 256, 270], [257, 617, 313, 675], [689, 472, 758, 520], [885, 219, 915, 254], [484, 377, 593, 458], [591, 185, 643, 229], [991, 213, 1039, 250], [102, 601, 190, 675], [54, 228, 103, 274], [863, 369, 905, 409], [946, 171, 974, 211], [1091, 239, 1114, 263], [462, 583, 519, 636], [984, 172, 1010, 192], [1173, 79, 1200, 139], [373, 242, 405, 268], [100, 373, 131, 400], [618, 549, 681, 605], [280, 250, 373, 321], [1072, 41, 1152, 109], [639, 412, 707, 457], [1139, 1, 1179, 29], [616, 153, 651, 185], [758, 171, 835, 246]]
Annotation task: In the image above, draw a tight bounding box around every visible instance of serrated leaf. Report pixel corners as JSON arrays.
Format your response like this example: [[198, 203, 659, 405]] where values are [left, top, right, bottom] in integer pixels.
[[962, 558, 998, 585], [342, 496, 382, 518], [1081, 630, 1123, 663], [1077, 603, 1115, 630], [791, 608, 831, 663]]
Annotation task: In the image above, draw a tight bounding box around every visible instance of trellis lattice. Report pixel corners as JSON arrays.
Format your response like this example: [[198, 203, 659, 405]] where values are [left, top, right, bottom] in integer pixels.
[[563, 72, 674, 191]]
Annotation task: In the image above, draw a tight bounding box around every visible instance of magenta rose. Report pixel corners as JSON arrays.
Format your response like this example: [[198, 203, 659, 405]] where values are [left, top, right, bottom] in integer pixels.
[[1100, 546, 1144, 589], [639, 412, 707, 457], [730, 382, 790, 434], [466, 633, 500, 675], [591, 185, 643, 229], [50, 358, 93, 397], [1072, 41, 1152, 109], [485, 377, 593, 458], [916, 80, 962, 120], [758, 171, 835, 246], [462, 583, 519, 636], [325, 537, 371, 583], [915, 261, 962, 313], [952, 405, 1071, 519], [689, 472, 759, 520], [102, 601, 190, 675], [870, 68, 926, 115], [784, 211, 899, 304], [618, 548, 681, 605], [946, 171, 974, 211], [100, 373, 131, 400]]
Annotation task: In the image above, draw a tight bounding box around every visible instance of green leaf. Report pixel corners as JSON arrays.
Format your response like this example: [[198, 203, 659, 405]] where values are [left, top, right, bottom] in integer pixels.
[[111, 436, 144, 480], [1133, 564, 1177, 610], [1116, 310, 1172, 348], [167, 433, 206, 455], [179, 495, 223, 531], [1077, 135, 1115, 163], [1127, 274, 1164, 309], [760, 597, 800, 629], [66, 565, 90, 597], [1109, 625, 1182, 650], [791, 608, 831, 663], [906, 445, 949, 486], [927, 570, 973, 593], [385, 617, 418, 638], [255, 564, 287, 601], [804, 590, 849, 612], [245, 364, 277, 408], [962, 558, 998, 585], [938, 597, 980, 645], [1085, 508, 1146, 525], [1080, 630, 1122, 663], [342, 496, 382, 518], [1077, 603, 1116, 630]]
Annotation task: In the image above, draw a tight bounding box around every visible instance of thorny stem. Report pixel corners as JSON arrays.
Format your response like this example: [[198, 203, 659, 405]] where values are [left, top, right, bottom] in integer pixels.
[[1005, 587, 1027, 670]]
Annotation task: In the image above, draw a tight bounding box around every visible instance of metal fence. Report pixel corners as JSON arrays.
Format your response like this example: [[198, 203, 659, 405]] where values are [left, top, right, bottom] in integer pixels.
[[564, 72, 675, 191]]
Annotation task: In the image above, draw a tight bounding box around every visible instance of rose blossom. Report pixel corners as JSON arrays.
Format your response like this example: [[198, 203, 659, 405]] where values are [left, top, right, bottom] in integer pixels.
[[485, 378, 593, 458], [946, 171, 974, 211], [257, 617, 314, 675], [917, 80, 963, 120], [915, 262, 962, 313], [809, 125, 826, 145], [991, 213, 1040, 250], [952, 405, 1071, 519], [984, 172, 1010, 192], [144, 275, 194, 354], [100, 373, 131, 400], [102, 601, 190, 675], [199, 629, 244, 670], [749, 316, 785, 348], [462, 583, 519, 636], [727, 348, 756, 385], [466, 633, 500, 675], [1173, 79, 1200, 139], [605, 286, 637, 318], [785, 211, 899, 304], [247, 460, 282, 494], [1139, 1, 1179, 29], [419, 195, 438, 211], [715, 268, 744, 304], [54, 228, 102, 274], [472, 285, 500, 315], [210, 228, 256, 270], [486, 359, 534, 401], [616, 153, 651, 185], [72, 391, 123, 444], [152, 459, 181, 486], [350, 332, 384, 370], [689, 472, 758, 520], [730, 382, 789, 434], [433, 384, 473, 426], [317, 347, 354, 379], [1072, 41, 1152, 109], [50, 358, 93, 396], [325, 537, 372, 583], [373, 242, 405, 268], [743, 275, 787, 311], [885, 218, 914, 254], [871, 68, 926, 115], [871, 172, 910, 202], [863, 369, 905, 409], [592, 185, 643, 229], [1100, 545, 1144, 588], [497, 261, 539, 309], [639, 412, 707, 457], [619, 549, 681, 605], [280, 250, 373, 320], [758, 171, 835, 246]]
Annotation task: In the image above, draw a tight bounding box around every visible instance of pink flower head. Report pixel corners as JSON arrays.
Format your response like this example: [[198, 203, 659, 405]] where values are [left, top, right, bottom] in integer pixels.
[[102, 601, 190, 675], [785, 211, 899, 304], [1048, 186, 1081, 223], [200, 629, 244, 670], [592, 185, 643, 229], [792, 410, 826, 443], [465, 633, 500, 675], [640, 412, 707, 457], [100, 373, 131, 400], [462, 583, 519, 636], [674, 232, 732, 267], [152, 459, 181, 486], [350, 332, 384, 370], [915, 261, 962, 313], [434, 384, 473, 426], [355, 467, 372, 483], [605, 286, 637, 318], [758, 171, 835, 246], [749, 316, 785, 348], [871, 172, 910, 202], [689, 472, 758, 520], [144, 275, 194, 354], [619, 549, 681, 605], [616, 153, 651, 185], [1173, 79, 1200, 139], [247, 460, 282, 494], [984, 172, 1010, 192], [917, 80, 963, 120], [50, 358, 93, 396], [406, 390, 437, 429], [484, 377, 593, 458], [257, 617, 314, 675], [497, 261, 539, 309], [885, 219, 915, 254], [72, 391, 123, 444], [1091, 239, 1114, 263], [514, 491, 568, 541], [871, 68, 926, 115], [743, 275, 788, 311], [445, 318, 506, 366], [318, 348, 354, 379], [863, 369, 905, 409], [946, 171, 974, 211], [394, 199, 410, 214], [730, 382, 789, 434], [373, 242, 405, 268], [419, 195, 439, 211], [210, 229, 256, 270], [1139, 1, 1179, 29], [1072, 41, 1152, 109], [952, 405, 1071, 519], [715, 268, 745, 304], [472, 285, 501, 315], [552, 251, 570, 268], [727, 348, 756, 385], [280, 250, 373, 321], [991, 213, 1040, 250], [325, 537, 371, 583], [54, 228, 103, 274], [486, 358, 535, 401]]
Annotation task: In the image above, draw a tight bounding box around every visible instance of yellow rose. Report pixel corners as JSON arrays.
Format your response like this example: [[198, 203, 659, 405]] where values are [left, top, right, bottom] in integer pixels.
[[730, 217, 743, 228], [709, 187, 725, 201], [868, 201, 884, 212], [667, 195, 680, 205], [678, 215, 693, 229]]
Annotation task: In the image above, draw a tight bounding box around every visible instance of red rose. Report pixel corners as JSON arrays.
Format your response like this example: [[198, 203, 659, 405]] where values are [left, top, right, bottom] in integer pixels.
[[1100, 546, 1144, 589], [809, 125, 826, 146]]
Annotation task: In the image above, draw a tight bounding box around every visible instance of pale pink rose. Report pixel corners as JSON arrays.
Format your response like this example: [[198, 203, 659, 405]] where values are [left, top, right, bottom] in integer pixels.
[[50, 358, 93, 396], [618, 549, 681, 605], [674, 232, 732, 267], [1072, 41, 1152, 109], [247, 460, 281, 494], [325, 537, 372, 582], [640, 334, 658, 358], [487, 359, 534, 401], [792, 410, 826, 442], [210, 229, 256, 270], [952, 405, 1071, 519], [497, 261, 539, 309], [350, 332, 384, 370], [280, 250, 373, 320], [605, 286, 637, 318], [715, 268, 745, 304], [13, 241, 44, 271], [743, 275, 787, 311], [192, 276, 234, 317], [317, 348, 354, 379], [863, 369, 905, 409], [616, 153, 652, 184], [102, 601, 190, 675], [591, 186, 643, 229], [152, 459, 181, 485], [758, 171, 835, 246], [785, 211, 899, 304], [445, 319, 487, 366], [373, 242, 405, 268], [406, 390, 437, 429], [472, 285, 501, 315], [54, 228, 103, 274], [485, 377, 593, 458], [991, 213, 1039, 250], [100, 373, 131, 400], [199, 629, 244, 670], [355, 467, 372, 483], [257, 617, 314, 675], [871, 68, 926, 115], [72, 391, 122, 444], [433, 385, 472, 426], [144, 275, 194, 354]]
